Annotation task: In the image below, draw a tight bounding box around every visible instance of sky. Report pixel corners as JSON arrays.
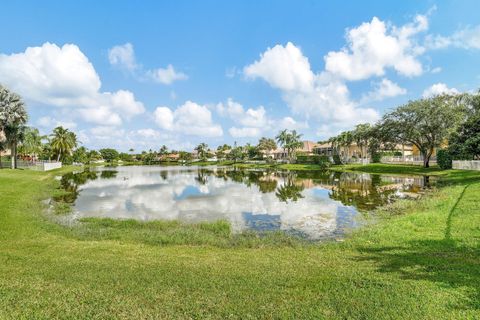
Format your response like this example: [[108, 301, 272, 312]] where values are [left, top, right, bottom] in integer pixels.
[[0, 0, 479, 151]]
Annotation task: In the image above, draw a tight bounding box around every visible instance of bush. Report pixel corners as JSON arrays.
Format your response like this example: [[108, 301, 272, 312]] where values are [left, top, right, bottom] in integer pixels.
[[296, 155, 331, 169], [437, 149, 452, 170], [371, 152, 382, 163], [333, 154, 342, 165]]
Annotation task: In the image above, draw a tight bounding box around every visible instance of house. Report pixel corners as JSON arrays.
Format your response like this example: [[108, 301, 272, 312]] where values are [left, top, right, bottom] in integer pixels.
[[267, 141, 319, 160], [314, 142, 414, 161]]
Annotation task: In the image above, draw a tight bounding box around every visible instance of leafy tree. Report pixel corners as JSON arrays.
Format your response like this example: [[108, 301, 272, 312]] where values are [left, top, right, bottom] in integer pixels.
[[257, 137, 277, 155], [179, 151, 193, 162], [448, 93, 480, 160], [50, 126, 78, 162], [119, 152, 133, 162], [87, 150, 102, 163], [380, 95, 464, 167], [99, 148, 119, 163], [0, 85, 28, 168], [72, 146, 89, 164]]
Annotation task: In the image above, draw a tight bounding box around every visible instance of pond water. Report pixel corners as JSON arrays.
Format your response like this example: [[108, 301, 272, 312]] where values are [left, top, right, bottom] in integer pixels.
[[58, 166, 432, 240]]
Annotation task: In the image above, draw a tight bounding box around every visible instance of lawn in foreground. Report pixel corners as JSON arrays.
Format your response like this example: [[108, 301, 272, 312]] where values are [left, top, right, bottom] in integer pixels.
[[0, 166, 479, 319]]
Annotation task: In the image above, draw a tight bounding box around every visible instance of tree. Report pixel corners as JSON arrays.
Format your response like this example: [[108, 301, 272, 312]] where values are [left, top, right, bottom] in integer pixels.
[[275, 129, 303, 162], [195, 143, 209, 160], [351, 123, 371, 159], [380, 95, 464, 167], [179, 151, 193, 162], [72, 146, 89, 164], [50, 126, 78, 162], [119, 152, 133, 162], [216, 144, 231, 160], [257, 137, 277, 157], [18, 127, 46, 161], [0, 85, 28, 169], [99, 148, 119, 163], [448, 93, 480, 160], [159, 145, 168, 156], [0, 137, 7, 168]]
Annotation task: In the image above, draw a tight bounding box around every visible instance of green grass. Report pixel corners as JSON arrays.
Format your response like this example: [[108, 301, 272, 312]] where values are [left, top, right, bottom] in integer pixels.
[[0, 165, 479, 319]]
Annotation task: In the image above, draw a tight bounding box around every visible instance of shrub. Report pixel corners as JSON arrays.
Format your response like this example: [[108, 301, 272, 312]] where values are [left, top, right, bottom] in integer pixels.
[[371, 152, 382, 163], [296, 155, 331, 169], [437, 149, 452, 170], [333, 154, 342, 165]]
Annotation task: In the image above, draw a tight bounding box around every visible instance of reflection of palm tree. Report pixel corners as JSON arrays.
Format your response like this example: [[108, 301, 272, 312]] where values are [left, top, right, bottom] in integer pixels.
[[275, 173, 304, 203], [258, 178, 278, 193], [195, 169, 208, 185]]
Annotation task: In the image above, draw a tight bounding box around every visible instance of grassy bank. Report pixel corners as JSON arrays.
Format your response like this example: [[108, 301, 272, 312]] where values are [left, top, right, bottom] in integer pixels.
[[0, 165, 479, 319]]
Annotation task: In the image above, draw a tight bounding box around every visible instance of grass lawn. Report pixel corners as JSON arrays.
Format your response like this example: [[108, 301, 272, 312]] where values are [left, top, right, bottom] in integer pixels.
[[0, 165, 479, 319]]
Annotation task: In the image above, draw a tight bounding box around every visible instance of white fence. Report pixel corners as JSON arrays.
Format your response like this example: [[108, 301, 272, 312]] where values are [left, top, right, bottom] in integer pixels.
[[0, 160, 62, 171], [381, 156, 436, 166], [452, 160, 480, 171]]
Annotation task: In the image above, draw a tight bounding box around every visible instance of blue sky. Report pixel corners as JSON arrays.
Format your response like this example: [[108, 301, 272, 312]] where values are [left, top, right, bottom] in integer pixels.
[[0, 0, 479, 151]]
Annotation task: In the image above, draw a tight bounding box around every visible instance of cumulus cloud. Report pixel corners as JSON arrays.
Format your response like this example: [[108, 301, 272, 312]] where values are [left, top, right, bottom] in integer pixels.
[[361, 78, 407, 102], [422, 83, 459, 98], [108, 43, 137, 71], [0, 42, 144, 126], [154, 101, 223, 137], [324, 15, 427, 81], [228, 127, 262, 138], [37, 116, 77, 130], [107, 43, 188, 85], [426, 25, 480, 50], [244, 42, 314, 92], [244, 43, 380, 132], [276, 117, 309, 130], [148, 64, 188, 85], [217, 98, 268, 128]]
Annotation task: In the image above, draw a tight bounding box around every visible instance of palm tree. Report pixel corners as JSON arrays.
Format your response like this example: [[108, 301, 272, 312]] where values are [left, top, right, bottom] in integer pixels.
[[275, 129, 289, 158], [0, 86, 28, 169], [257, 137, 277, 158], [18, 127, 46, 161], [50, 126, 78, 162], [195, 143, 209, 160]]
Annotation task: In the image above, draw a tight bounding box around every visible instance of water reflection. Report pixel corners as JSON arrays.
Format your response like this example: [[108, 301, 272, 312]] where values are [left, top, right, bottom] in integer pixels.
[[62, 166, 431, 239]]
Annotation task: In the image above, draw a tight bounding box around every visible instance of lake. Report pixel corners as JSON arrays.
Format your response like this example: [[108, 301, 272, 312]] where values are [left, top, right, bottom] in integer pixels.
[[58, 166, 432, 239]]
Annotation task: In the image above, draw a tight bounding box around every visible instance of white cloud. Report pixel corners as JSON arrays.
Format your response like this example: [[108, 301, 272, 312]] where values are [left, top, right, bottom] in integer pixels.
[[37, 116, 77, 130], [154, 101, 223, 137], [276, 117, 309, 130], [108, 43, 188, 85], [108, 43, 137, 71], [431, 67, 442, 74], [426, 25, 480, 50], [324, 15, 427, 81], [217, 98, 268, 128], [135, 128, 163, 139], [361, 78, 406, 102], [228, 127, 261, 138], [148, 64, 188, 85], [0, 42, 144, 126], [244, 42, 314, 92], [422, 83, 459, 98], [79, 106, 123, 126]]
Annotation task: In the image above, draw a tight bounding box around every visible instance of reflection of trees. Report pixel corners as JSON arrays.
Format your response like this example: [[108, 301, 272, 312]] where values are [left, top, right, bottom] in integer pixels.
[[100, 170, 118, 179], [329, 172, 396, 211], [275, 173, 304, 203], [257, 178, 278, 193], [56, 169, 98, 203], [160, 170, 168, 181], [195, 169, 208, 185]]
